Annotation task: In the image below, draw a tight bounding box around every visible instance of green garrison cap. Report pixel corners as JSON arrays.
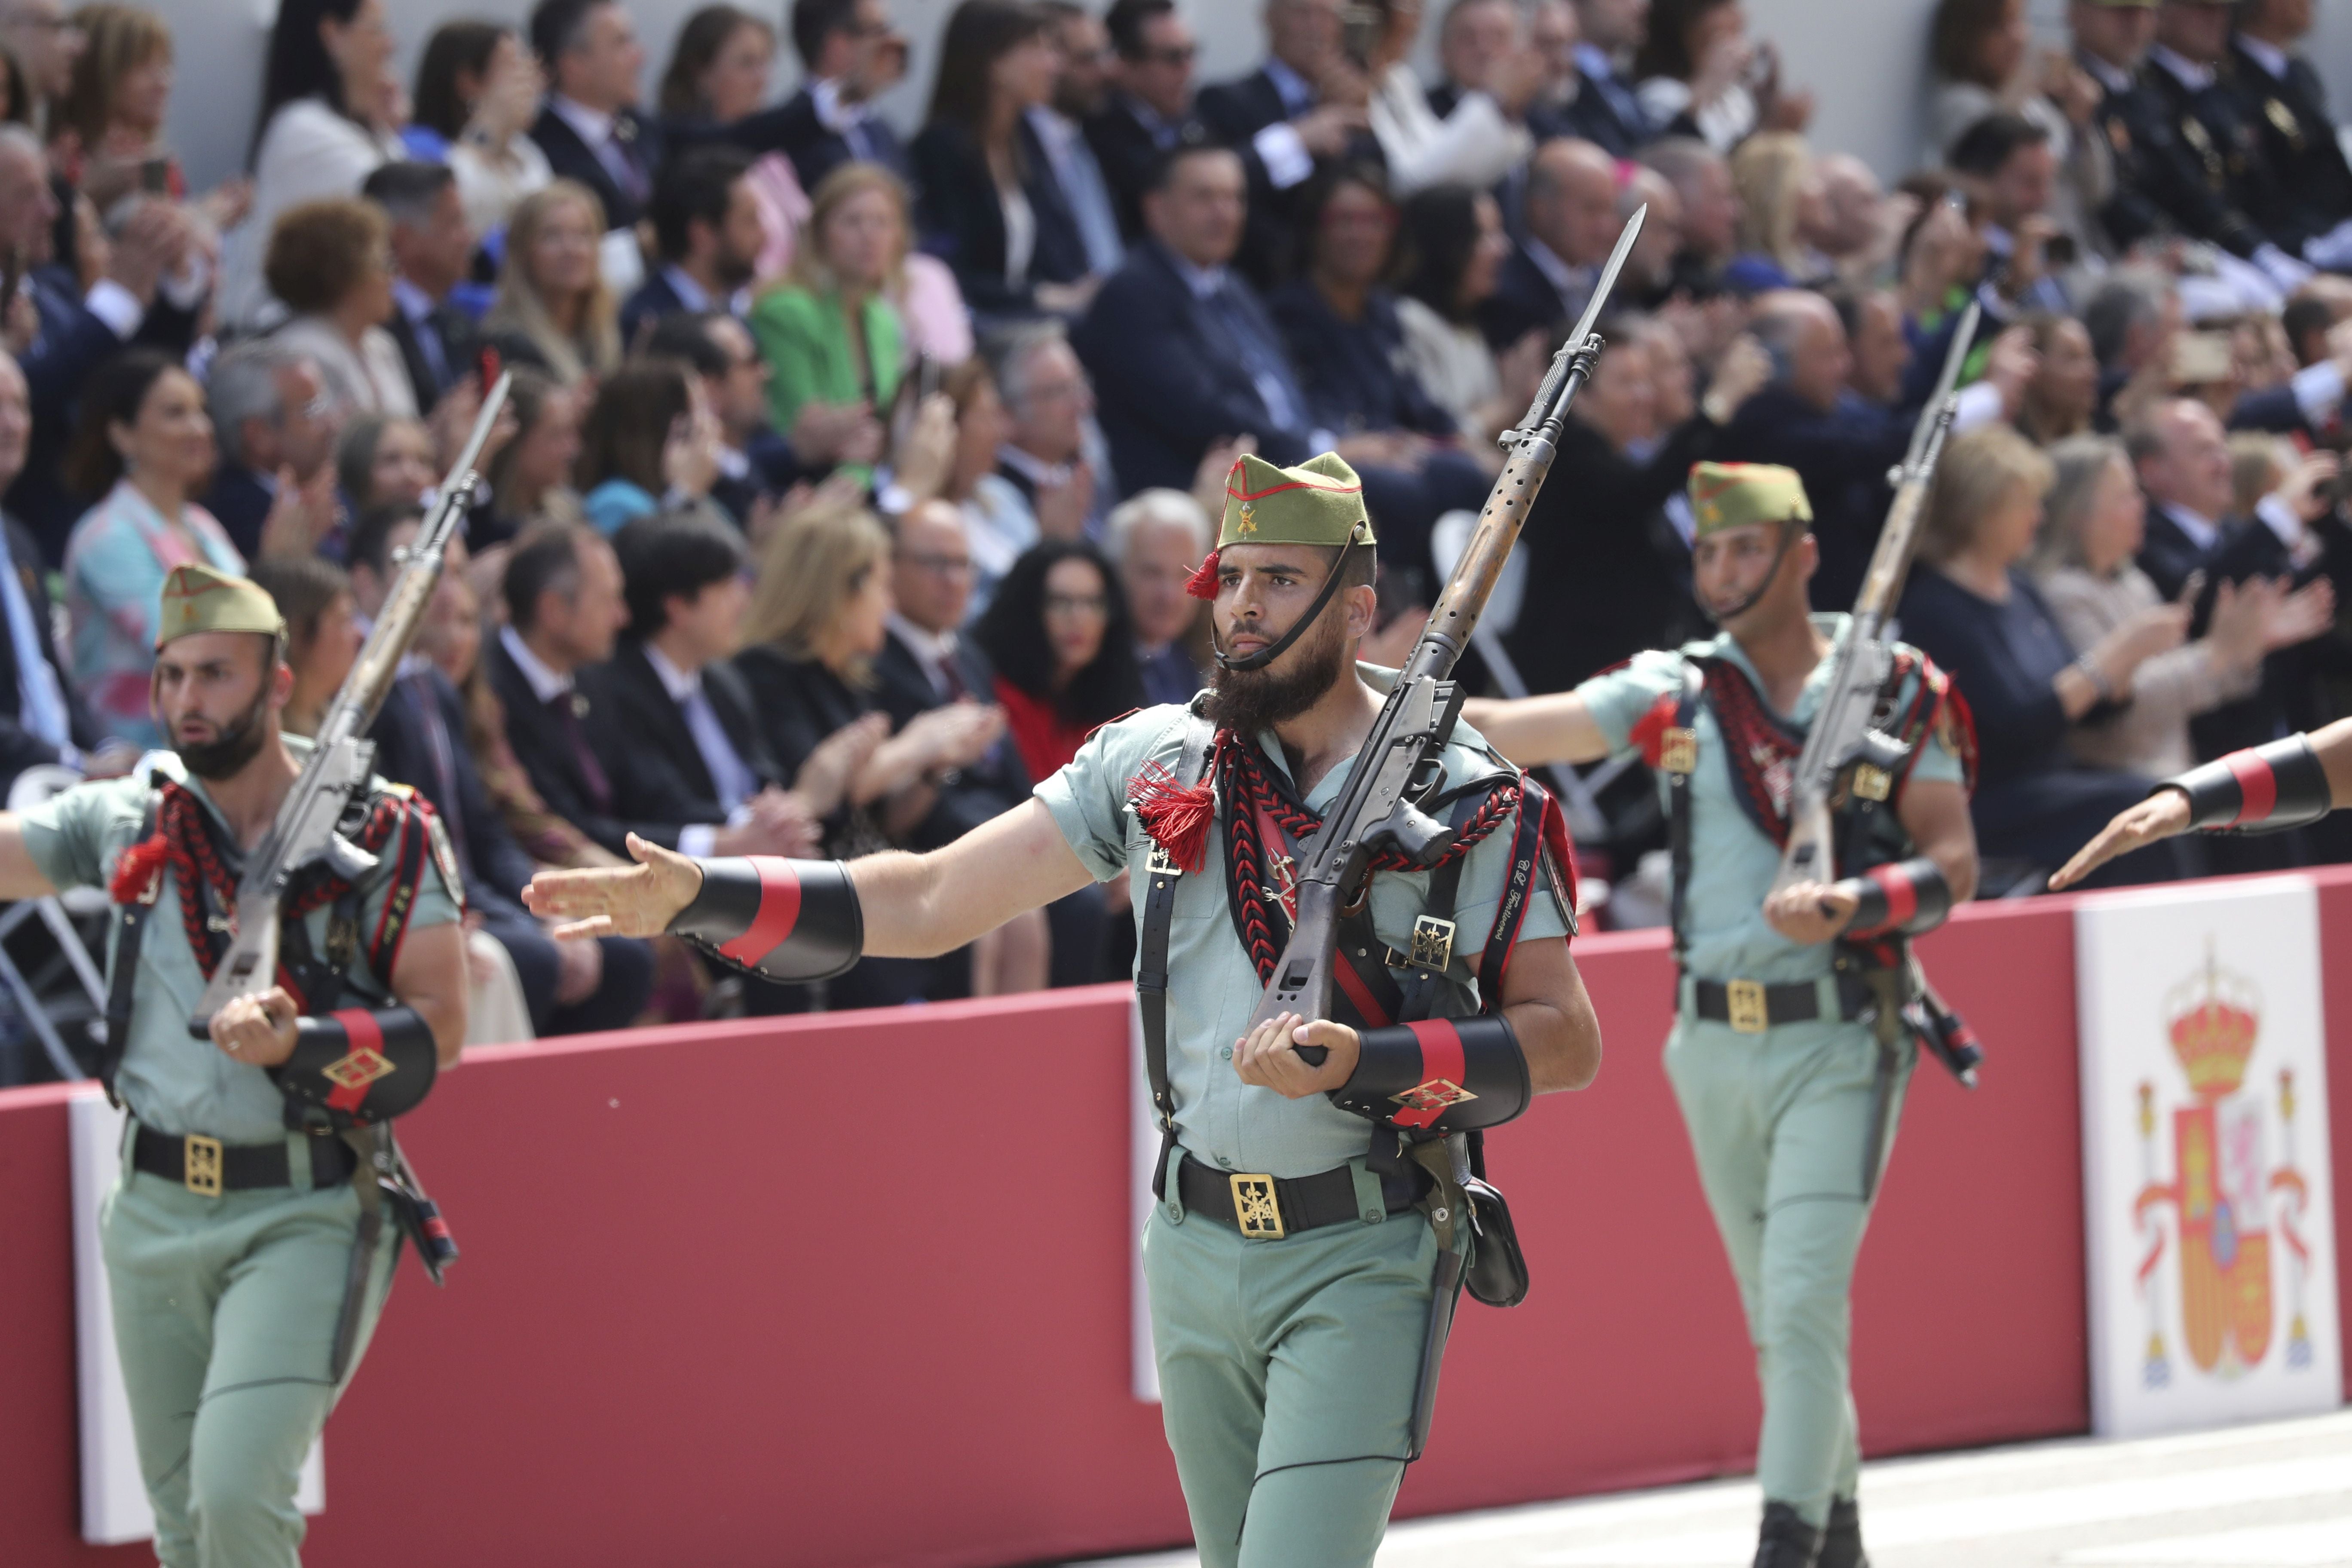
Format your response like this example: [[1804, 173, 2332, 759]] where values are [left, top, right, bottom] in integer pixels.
[[1688, 462, 1814, 539], [1219, 452, 1377, 551], [156, 563, 284, 651]]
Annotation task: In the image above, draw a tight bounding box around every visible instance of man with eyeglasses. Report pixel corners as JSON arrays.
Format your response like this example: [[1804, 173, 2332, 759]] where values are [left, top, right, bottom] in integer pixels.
[[988, 319, 1106, 546], [201, 340, 346, 563], [1090, 0, 1206, 243]]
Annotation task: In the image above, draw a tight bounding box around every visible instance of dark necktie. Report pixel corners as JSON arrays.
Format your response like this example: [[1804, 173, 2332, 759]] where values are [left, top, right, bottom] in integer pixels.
[[935, 652, 965, 701], [551, 689, 612, 812], [608, 118, 651, 207], [409, 674, 470, 876], [1205, 286, 1304, 434]]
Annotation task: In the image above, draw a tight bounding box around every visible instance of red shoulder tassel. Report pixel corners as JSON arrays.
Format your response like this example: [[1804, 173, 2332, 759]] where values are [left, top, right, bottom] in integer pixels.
[[1128, 758, 1216, 874], [1183, 550, 1221, 601], [109, 833, 171, 904], [1627, 692, 1680, 766]]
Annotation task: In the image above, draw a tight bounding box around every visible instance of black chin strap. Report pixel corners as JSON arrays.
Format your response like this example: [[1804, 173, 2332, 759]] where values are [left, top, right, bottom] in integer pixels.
[[1701, 521, 1807, 628], [1212, 536, 1364, 673]]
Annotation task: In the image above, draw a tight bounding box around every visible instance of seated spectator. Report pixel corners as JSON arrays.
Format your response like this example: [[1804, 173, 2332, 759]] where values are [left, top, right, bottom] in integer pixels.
[[1356, 0, 1537, 197], [1428, 0, 1518, 119], [748, 162, 904, 467], [657, 4, 779, 136], [1946, 111, 2070, 315], [357, 502, 654, 1031], [575, 358, 729, 534], [624, 144, 762, 343], [1899, 424, 2186, 886], [56, 5, 186, 208], [1804, 153, 1904, 290], [245, 555, 361, 736], [1034, 1, 1127, 278], [2129, 395, 2254, 601], [1565, 0, 1655, 155], [2034, 433, 2327, 779], [0, 124, 195, 556], [408, 21, 551, 238], [336, 413, 438, 513], [985, 319, 1102, 542], [1930, 0, 2109, 260], [223, 0, 405, 331], [740, 0, 913, 196], [1837, 286, 1914, 408], [1508, 320, 1767, 692], [644, 311, 803, 529], [1073, 141, 1486, 585], [1616, 162, 1687, 306], [1479, 137, 1618, 351], [201, 340, 345, 561], [2230, 0, 2352, 268], [1633, 0, 1810, 154], [2140, 0, 2305, 282], [1087, 0, 1202, 245], [1104, 485, 1212, 706], [61, 351, 244, 747], [1269, 163, 1494, 486], [912, 0, 1094, 322], [481, 179, 621, 384], [480, 365, 587, 543], [1392, 183, 1549, 447], [0, 350, 119, 792], [265, 196, 416, 417], [2018, 310, 2100, 444], [933, 356, 1032, 605], [971, 536, 1139, 985], [526, 0, 658, 245], [1728, 131, 1819, 285], [2082, 266, 2180, 431], [0, 0, 75, 132], [363, 161, 480, 415], [734, 498, 1004, 1005]]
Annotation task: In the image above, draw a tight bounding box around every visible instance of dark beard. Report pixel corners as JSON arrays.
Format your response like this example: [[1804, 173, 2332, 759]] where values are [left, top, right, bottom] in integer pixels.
[[174, 687, 273, 780], [1203, 603, 1350, 736]]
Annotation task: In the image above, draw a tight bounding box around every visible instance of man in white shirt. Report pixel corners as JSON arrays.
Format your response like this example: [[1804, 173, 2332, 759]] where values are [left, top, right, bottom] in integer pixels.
[[989, 321, 1103, 545]]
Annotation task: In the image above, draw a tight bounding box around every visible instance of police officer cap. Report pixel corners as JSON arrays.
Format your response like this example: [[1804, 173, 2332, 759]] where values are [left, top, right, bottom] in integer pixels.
[[155, 564, 286, 651], [1219, 452, 1378, 551], [1688, 462, 1814, 539]]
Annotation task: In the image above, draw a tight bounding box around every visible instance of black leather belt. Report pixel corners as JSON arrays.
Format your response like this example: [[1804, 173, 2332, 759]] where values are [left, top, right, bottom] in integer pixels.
[[1176, 1153, 1425, 1240], [131, 1123, 356, 1195], [1691, 977, 1858, 1033]]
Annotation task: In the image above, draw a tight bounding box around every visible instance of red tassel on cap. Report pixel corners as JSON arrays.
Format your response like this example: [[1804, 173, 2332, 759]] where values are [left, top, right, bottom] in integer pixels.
[[1183, 550, 1221, 601], [109, 833, 171, 905], [1128, 758, 1216, 874]]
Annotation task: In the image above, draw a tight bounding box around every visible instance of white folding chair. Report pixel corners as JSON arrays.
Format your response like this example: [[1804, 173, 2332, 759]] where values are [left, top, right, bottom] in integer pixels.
[[0, 765, 110, 1081]]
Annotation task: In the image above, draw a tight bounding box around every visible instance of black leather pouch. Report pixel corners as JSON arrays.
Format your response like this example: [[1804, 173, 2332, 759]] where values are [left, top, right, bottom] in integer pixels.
[[1462, 1175, 1529, 1307]]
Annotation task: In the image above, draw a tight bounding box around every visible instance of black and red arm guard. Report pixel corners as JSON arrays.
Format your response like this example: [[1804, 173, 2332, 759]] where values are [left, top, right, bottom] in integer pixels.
[[667, 857, 864, 982], [1834, 857, 1953, 938], [1329, 1017, 1531, 1132], [273, 1007, 438, 1128], [2164, 735, 2334, 833]]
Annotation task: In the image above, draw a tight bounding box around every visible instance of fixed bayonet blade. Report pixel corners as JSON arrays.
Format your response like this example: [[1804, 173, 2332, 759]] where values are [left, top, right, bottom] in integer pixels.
[[1566, 203, 1645, 353]]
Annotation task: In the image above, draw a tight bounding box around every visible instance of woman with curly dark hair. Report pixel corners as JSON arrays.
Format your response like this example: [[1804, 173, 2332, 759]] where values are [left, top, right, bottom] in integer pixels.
[[972, 537, 1143, 786], [1390, 183, 1547, 446]]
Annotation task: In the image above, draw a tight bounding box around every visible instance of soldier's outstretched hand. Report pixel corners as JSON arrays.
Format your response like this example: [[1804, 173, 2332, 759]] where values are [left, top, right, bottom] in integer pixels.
[[523, 833, 705, 939], [2049, 791, 2191, 891], [1233, 1011, 1357, 1097]]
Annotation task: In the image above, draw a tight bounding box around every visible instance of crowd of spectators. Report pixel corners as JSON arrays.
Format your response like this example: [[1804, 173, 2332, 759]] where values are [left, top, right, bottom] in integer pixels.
[[4, 0, 2352, 1068]]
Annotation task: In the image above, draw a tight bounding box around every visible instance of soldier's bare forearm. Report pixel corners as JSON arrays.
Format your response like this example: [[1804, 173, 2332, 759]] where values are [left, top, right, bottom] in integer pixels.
[[0, 816, 58, 900], [851, 800, 1095, 959]]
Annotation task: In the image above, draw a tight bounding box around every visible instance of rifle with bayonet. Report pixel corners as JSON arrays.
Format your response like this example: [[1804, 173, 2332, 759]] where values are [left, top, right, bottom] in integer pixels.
[[189, 371, 513, 1037], [1265, 208, 1648, 1058], [1767, 304, 1984, 1086]]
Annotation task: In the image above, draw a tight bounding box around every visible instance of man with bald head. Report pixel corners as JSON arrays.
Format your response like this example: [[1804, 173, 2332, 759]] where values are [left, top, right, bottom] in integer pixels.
[[1641, 137, 1738, 285], [1481, 138, 1622, 349], [1618, 164, 1684, 305], [1798, 154, 1890, 287]]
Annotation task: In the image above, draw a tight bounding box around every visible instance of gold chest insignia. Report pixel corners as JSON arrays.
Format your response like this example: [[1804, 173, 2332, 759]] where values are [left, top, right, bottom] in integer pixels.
[[2266, 97, 2304, 148]]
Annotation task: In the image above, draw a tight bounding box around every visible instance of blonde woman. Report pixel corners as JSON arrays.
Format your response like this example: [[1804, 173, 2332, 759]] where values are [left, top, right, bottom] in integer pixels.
[[2033, 434, 2331, 778], [1730, 131, 1819, 279], [482, 180, 621, 385], [747, 162, 910, 446]]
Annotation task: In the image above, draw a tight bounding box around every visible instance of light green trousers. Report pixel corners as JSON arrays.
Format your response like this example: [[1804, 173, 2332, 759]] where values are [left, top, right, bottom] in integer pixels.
[[1663, 1011, 1912, 1528], [1142, 1167, 1441, 1568], [101, 1132, 397, 1568]]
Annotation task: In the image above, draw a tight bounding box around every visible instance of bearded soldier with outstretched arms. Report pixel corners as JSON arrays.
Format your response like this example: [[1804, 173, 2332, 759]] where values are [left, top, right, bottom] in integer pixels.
[[527, 453, 1602, 1568]]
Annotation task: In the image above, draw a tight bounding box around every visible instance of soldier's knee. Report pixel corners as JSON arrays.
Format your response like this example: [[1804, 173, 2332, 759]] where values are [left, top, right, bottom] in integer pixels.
[[186, 1389, 319, 1552]]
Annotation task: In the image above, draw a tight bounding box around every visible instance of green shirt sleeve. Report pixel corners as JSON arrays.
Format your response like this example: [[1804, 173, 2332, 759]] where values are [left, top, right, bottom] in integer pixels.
[[1572, 649, 1686, 757], [1035, 707, 1184, 883]]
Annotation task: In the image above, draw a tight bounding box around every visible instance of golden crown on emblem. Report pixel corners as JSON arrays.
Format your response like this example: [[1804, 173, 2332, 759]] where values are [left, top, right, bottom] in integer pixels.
[[2164, 946, 2260, 1101]]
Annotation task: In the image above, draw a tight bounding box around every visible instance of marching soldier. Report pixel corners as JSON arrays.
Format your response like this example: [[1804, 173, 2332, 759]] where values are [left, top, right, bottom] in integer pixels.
[[0, 565, 466, 1567], [2225, 0, 2352, 264], [2053, 720, 2352, 888], [1463, 465, 1979, 1568], [527, 454, 1602, 1568]]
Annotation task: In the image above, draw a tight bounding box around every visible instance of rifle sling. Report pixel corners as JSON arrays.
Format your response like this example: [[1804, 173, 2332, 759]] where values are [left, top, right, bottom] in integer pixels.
[[1138, 711, 1215, 1197]]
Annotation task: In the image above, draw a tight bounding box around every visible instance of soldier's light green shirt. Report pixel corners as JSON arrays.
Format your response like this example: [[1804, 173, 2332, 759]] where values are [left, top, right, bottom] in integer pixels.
[[1038, 665, 1571, 1180], [1573, 615, 1963, 987], [20, 738, 461, 1144]]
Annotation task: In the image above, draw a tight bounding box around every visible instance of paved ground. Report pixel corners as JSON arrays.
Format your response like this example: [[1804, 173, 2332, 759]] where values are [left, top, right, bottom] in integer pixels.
[[1066, 1408, 2352, 1568]]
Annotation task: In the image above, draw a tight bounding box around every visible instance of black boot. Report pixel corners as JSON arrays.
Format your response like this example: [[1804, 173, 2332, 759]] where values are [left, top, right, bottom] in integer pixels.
[[1752, 1502, 1822, 1568], [1816, 1498, 1868, 1568]]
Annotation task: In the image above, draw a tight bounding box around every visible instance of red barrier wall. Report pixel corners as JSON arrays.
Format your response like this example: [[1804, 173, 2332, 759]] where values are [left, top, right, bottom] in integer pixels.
[[1, 874, 2345, 1568]]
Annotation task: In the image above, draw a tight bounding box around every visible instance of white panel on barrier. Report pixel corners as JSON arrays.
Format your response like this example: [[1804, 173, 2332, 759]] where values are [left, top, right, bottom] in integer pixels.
[[1130, 997, 1161, 1404], [2075, 876, 2341, 1439], [68, 1089, 327, 1544]]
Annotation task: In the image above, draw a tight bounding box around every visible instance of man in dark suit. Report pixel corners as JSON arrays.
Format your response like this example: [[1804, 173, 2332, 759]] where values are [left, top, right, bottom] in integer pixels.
[[199, 341, 343, 561], [1564, 0, 1654, 155], [1480, 137, 1621, 350], [622, 147, 761, 345], [1950, 114, 2075, 315], [363, 162, 478, 415], [1089, 0, 1202, 244], [1192, 0, 1372, 287], [643, 312, 802, 522], [0, 351, 121, 794], [2131, 0, 2302, 276], [1427, 0, 1518, 120], [527, 0, 659, 232], [697, 0, 911, 194], [2227, 0, 2352, 266], [986, 320, 1103, 538]]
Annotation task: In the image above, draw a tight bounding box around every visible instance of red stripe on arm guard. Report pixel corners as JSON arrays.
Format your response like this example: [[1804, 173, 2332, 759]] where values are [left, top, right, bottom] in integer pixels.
[[2166, 734, 2333, 833], [273, 1006, 438, 1129], [1329, 1016, 1531, 1132], [1838, 858, 1951, 938], [668, 856, 864, 982]]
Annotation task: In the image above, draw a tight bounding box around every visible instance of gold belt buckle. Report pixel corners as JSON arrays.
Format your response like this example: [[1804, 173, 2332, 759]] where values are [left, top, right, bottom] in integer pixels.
[[1850, 763, 1891, 802], [1659, 727, 1699, 775], [1725, 979, 1770, 1035], [1405, 915, 1455, 973], [184, 1134, 224, 1197], [1229, 1173, 1286, 1240]]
